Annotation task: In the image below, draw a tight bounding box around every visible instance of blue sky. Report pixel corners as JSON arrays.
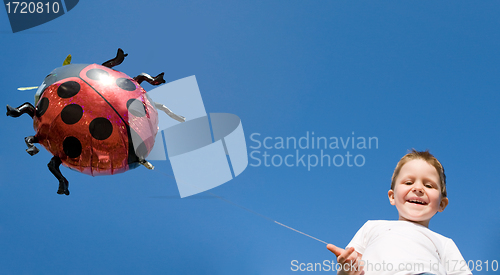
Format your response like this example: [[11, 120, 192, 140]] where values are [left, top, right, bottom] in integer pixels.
[[1, 1, 499, 274]]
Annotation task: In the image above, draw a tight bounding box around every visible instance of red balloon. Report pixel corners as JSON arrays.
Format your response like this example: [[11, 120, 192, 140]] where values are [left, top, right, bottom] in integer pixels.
[[34, 63, 159, 176], [7, 49, 165, 195]]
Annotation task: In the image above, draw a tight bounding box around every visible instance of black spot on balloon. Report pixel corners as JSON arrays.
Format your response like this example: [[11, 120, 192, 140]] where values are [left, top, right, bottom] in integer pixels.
[[61, 104, 83, 125], [57, 81, 80, 98], [145, 93, 155, 106], [89, 117, 113, 140], [36, 97, 49, 117], [126, 99, 146, 117], [130, 129, 149, 160], [86, 69, 110, 81], [135, 142, 148, 159], [63, 136, 82, 158], [116, 78, 136, 91]]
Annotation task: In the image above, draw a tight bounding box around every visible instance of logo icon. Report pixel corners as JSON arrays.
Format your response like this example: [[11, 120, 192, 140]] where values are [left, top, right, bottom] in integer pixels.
[[146, 76, 248, 197]]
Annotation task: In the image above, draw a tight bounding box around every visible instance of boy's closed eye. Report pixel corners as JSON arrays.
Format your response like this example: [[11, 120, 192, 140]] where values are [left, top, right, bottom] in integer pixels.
[[403, 181, 437, 189]]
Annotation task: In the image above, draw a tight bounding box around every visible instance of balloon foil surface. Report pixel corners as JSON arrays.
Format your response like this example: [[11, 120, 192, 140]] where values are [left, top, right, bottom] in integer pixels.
[[33, 64, 159, 176]]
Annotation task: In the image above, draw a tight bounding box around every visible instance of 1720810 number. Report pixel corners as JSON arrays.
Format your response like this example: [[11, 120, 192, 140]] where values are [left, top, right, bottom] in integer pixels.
[[5, 2, 61, 14]]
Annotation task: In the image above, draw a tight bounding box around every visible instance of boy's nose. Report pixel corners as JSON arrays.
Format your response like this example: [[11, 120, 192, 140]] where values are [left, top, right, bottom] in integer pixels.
[[412, 183, 424, 194], [412, 187, 424, 194]]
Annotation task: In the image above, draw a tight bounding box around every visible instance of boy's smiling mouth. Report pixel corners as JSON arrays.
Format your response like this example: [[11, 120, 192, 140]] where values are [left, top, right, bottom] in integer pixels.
[[406, 198, 428, 205]]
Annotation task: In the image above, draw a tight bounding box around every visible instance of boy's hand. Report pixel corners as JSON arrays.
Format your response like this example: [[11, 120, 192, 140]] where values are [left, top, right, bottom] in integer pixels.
[[327, 244, 364, 275]]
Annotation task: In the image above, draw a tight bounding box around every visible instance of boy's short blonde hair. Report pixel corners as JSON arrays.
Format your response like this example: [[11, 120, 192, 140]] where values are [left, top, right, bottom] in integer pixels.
[[391, 149, 447, 197]]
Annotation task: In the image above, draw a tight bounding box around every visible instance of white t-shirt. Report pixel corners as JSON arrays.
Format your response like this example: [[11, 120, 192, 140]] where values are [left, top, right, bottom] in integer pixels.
[[346, 220, 472, 275]]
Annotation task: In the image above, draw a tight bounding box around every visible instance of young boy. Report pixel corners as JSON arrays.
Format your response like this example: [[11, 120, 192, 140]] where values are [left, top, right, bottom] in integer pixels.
[[327, 150, 472, 275]]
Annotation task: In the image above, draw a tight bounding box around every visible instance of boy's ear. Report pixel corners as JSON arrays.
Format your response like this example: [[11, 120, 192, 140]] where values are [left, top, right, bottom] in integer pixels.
[[438, 197, 449, 212], [388, 190, 395, 205]]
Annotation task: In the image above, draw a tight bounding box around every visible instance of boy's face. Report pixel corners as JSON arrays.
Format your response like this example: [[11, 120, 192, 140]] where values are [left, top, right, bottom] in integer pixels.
[[388, 159, 448, 227]]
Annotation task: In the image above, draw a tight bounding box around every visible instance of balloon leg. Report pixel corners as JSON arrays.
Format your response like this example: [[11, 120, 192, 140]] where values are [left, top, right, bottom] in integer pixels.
[[6, 103, 35, 118], [134, 72, 165, 85], [102, 48, 128, 68], [139, 159, 154, 170], [48, 156, 70, 196], [25, 136, 40, 156]]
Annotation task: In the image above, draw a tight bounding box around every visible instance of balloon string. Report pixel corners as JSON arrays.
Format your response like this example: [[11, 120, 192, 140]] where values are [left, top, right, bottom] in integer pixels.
[[273, 221, 328, 245], [152, 169, 329, 245]]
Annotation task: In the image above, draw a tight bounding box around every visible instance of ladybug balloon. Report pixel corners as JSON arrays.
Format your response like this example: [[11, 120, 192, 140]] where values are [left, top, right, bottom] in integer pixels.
[[7, 49, 185, 195]]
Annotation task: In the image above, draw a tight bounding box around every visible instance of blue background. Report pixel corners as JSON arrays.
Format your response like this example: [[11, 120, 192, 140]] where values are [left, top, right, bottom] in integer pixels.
[[1, 1, 499, 274]]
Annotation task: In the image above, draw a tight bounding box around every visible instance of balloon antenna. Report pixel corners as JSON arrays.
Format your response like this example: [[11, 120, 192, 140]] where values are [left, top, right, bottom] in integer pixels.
[[63, 54, 72, 66], [17, 86, 39, 91]]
